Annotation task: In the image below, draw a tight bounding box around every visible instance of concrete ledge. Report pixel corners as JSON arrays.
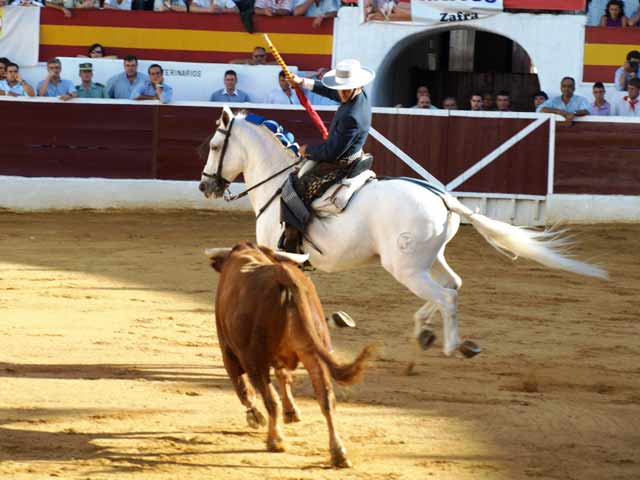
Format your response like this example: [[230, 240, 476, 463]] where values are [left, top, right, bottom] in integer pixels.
[[0, 176, 252, 211], [546, 194, 640, 223]]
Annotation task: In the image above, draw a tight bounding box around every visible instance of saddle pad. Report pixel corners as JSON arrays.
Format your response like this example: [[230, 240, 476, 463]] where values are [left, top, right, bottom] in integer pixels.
[[312, 170, 376, 216]]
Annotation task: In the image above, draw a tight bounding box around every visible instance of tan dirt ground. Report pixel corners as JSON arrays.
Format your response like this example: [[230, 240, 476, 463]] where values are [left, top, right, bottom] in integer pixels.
[[0, 210, 639, 480]]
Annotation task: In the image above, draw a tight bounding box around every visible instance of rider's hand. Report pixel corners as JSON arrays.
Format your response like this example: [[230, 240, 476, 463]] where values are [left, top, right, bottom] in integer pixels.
[[299, 144, 307, 158], [287, 75, 304, 88]]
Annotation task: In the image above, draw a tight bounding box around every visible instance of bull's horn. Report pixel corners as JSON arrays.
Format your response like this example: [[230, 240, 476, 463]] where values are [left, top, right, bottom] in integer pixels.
[[204, 247, 232, 258], [273, 252, 310, 264]]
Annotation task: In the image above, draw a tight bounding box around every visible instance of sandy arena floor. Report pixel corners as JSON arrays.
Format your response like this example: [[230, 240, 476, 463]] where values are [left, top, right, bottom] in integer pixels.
[[0, 210, 639, 480]]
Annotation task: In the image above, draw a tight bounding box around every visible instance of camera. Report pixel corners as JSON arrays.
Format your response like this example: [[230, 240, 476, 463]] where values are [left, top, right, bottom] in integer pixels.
[[629, 60, 639, 73]]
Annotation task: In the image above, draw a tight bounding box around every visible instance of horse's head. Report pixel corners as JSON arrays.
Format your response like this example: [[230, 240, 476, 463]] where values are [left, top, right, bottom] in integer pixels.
[[199, 106, 246, 199]]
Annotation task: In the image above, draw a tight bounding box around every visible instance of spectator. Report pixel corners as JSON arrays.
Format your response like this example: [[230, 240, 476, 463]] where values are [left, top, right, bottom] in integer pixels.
[[599, 0, 628, 27], [77, 43, 118, 59], [293, 0, 339, 28], [0, 63, 36, 97], [442, 96, 457, 110], [266, 70, 300, 104], [411, 85, 429, 107], [76, 63, 107, 99], [533, 90, 548, 110], [482, 93, 494, 111], [630, 8, 640, 26], [41, 0, 73, 17], [589, 82, 611, 116], [106, 55, 149, 99], [131, 64, 173, 103], [209, 70, 251, 103], [230, 46, 275, 65], [0, 58, 9, 81], [496, 90, 511, 112], [614, 50, 640, 91], [538, 76, 590, 121], [104, 0, 132, 8], [612, 77, 640, 116], [37, 58, 77, 100], [74, 0, 99, 8], [254, 0, 293, 15], [469, 93, 483, 111], [188, 0, 238, 12], [413, 94, 438, 109]]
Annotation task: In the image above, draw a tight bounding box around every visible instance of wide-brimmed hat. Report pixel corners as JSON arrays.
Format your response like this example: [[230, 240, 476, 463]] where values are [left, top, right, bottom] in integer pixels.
[[321, 59, 375, 90]]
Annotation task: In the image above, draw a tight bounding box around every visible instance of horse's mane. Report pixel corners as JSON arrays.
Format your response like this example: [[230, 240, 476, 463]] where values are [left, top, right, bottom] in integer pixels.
[[197, 110, 299, 162]]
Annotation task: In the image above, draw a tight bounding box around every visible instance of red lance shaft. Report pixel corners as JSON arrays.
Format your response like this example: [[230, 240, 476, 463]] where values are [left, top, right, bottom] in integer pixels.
[[263, 33, 329, 140]]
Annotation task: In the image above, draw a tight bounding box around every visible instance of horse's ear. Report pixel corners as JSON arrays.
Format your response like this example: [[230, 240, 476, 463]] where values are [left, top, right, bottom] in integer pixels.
[[221, 106, 233, 128]]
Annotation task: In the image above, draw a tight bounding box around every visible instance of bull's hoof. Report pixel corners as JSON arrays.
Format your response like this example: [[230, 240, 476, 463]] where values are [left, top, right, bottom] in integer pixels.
[[330, 447, 352, 468], [417, 329, 436, 350], [267, 437, 286, 452], [459, 340, 482, 358], [284, 409, 301, 424], [330, 311, 356, 328], [246, 407, 266, 429]]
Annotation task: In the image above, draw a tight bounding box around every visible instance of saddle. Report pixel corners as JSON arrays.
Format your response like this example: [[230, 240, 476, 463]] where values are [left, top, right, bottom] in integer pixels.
[[280, 154, 375, 236]]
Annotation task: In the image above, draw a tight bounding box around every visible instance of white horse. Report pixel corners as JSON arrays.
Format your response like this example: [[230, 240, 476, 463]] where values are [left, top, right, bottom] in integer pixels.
[[199, 106, 607, 357]]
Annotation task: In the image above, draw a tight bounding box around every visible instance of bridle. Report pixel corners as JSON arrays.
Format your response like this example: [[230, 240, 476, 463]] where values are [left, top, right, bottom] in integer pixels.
[[201, 117, 235, 198], [201, 115, 302, 216]]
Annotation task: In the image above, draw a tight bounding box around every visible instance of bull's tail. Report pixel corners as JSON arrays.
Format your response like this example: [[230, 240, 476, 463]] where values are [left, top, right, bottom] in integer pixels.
[[442, 194, 608, 280], [275, 263, 374, 386]]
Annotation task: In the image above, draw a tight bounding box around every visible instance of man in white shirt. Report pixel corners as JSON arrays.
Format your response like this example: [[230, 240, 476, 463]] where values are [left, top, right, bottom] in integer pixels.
[[612, 77, 640, 117], [266, 70, 300, 105], [0, 63, 36, 97]]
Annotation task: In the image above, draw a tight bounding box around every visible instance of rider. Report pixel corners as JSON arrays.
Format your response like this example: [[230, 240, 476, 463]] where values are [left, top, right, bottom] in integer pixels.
[[279, 59, 375, 253]]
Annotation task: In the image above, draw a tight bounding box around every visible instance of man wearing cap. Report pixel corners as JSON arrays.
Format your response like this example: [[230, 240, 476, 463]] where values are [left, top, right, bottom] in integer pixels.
[[76, 63, 107, 99], [278, 58, 374, 253]]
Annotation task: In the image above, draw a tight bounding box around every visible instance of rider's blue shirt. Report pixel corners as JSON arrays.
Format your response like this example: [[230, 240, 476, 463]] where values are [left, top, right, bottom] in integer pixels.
[[304, 80, 371, 164]]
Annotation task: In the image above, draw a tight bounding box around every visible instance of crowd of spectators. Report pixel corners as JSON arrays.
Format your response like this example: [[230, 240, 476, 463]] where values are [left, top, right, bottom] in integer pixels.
[[0, 0, 351, 25], [396, 76, 639, 118], [0, 49, 340, 106]]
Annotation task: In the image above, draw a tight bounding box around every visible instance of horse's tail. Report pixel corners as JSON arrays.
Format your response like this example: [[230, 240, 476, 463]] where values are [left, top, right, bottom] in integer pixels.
[[441, 194, 608, 280], [275, 263, 374, 385]]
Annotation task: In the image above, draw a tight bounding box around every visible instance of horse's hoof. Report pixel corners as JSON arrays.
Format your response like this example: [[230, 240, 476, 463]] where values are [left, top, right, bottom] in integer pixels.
[[246, 407, 266, 429], [418, 329, 436, 350], [459, 340, 482, 358], [331, 448, 352, 468], [284, 410, 301, 424], [267, 437, 286, 452], [331, 311, 356, 328]]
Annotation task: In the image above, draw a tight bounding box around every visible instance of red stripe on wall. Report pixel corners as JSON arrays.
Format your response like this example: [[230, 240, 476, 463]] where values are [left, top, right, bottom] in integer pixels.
[[585, 26, 640, 44], [40, 9, 333, 35], [39, 45, 331, 70], [504, 0, 585, 10], [583, 64, 618, 83]]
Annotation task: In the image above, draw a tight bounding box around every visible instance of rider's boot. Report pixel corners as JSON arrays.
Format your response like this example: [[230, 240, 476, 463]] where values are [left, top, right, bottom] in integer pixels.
[[278, 225, 302, 254]]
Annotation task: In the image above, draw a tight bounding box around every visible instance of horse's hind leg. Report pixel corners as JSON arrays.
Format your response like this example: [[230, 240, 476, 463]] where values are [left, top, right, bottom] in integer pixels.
[[221, 347, 266, 429], [275, 366, 301, 424], [413, 253, 462, 345], [397, 269, 461, 356]]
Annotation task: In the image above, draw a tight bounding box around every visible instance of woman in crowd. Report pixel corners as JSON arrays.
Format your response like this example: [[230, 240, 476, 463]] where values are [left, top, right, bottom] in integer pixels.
[[77, 43, 118, 59], [599, 0, 628, 27]]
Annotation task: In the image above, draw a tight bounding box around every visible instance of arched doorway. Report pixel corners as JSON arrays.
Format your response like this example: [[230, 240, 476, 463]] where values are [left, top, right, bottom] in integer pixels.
[[374, 28, 540, 111]]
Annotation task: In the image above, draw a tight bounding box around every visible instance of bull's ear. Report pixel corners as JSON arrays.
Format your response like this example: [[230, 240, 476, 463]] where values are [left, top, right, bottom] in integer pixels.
[[221, 106, 233, 128], [204, 247, 232, 272]]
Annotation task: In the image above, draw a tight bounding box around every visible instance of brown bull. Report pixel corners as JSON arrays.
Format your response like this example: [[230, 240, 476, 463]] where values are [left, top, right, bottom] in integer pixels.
[[207, 242, 373, 468]]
